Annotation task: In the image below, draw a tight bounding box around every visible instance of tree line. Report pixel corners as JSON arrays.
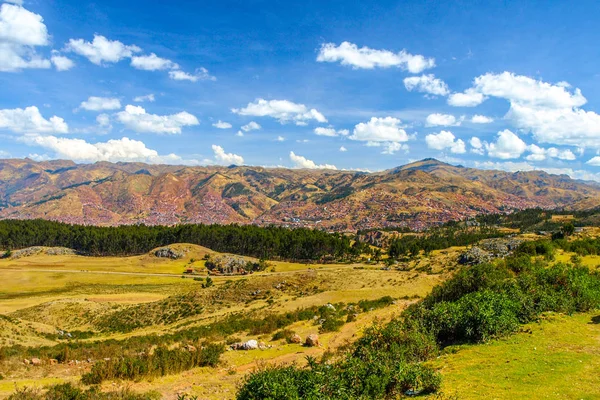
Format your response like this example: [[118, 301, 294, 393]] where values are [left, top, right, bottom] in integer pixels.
[[0, 219, 354, 261], [388, 226, 505, 259]]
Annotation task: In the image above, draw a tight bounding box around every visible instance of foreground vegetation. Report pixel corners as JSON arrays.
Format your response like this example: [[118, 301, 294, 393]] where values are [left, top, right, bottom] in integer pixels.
[[238, 240, 600, 399]]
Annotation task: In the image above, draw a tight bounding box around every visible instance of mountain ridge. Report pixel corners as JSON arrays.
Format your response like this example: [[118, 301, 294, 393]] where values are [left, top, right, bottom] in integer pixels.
[[0, 158, 598, 231]]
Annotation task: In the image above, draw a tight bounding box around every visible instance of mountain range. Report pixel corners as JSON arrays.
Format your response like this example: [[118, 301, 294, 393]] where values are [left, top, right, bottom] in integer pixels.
[[0, 158, 598, 231]]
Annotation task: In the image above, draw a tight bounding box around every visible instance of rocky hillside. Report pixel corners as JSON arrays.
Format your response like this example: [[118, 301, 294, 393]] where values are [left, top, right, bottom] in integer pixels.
[[0, 158, 598, 231]]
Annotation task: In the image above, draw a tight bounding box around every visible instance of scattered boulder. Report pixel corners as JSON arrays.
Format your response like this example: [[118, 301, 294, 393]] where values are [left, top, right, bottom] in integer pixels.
[[230, 339, 259, 350], [49, 359, 58, 365], [305, 334, 320, 347], [23, 359, 31, 365], [459, 246, 493, 265], [290, 334, 302, 344], [31, 358, 42, 366], [459, 237, 525, 265], [153, 247, 185, 259]]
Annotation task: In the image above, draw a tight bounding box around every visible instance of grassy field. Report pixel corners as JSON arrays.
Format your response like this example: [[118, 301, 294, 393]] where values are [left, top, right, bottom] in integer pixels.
[[2, 237, 600, 400], [432, 313, 600, 399], [0, 243, 457, 399]]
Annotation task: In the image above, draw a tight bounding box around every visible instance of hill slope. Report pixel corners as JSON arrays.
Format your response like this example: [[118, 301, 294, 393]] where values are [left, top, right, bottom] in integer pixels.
[[0, 158, 599, 230]]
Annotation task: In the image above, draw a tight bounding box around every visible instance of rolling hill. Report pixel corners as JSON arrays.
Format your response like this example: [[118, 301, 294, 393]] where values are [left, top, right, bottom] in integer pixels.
[[0, 157, 598, 231]]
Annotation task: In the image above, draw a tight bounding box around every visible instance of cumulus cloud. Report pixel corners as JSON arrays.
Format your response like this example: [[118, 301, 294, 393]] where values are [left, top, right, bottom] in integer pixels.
[[96, 113, 111, 127], [339, 146, 347, 152], [447, 89, 486, 107], [471, 114, 493, 124], [115, 105, 199, 134], [587, 157, 600, 166], [0, 106, 68, 133], [212, 120, 232, 129], [317, 41, 435, 73], [475, 161, 600, 182], [0, 3, 52, 72], [350, 117, 408, 143], [314, 127, 349, 137], [289, 151, 336, 170], [425, 130, 466, 154], [380, 141, 409, 155], [525, 144, 576, 162], [276, 135, 285, 142], [50, 52, 74, 71], [130, 53, 177, 71], [168, 67, 215, 82], [241, 121, 261, 132], [472, 72, 586, 108], [79, 96, 121, 112], [212, 144, 243, 165], [133, 94, 155, 103], [425, 113, 462, 127], [469, 136, 484, 155], [449, 72, 600, 149], [485, 129, 527, 159], [21, 134, 193, 164], [403, 74, 449, 96], [232, 99, 327, 126], [66, 34, 141, 65]]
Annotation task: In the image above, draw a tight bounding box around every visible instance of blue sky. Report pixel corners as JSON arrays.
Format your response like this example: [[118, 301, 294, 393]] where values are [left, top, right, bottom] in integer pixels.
[[2, 0, 600, 180]]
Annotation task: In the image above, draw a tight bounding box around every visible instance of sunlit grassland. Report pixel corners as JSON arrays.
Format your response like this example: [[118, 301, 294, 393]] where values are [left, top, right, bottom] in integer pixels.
[[430, 313, 600, 400]]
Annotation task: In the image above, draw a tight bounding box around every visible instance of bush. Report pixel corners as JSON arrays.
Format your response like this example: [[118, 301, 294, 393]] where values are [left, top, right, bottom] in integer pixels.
[[237, 253, 600, 399], [82, 343, 224, 384]]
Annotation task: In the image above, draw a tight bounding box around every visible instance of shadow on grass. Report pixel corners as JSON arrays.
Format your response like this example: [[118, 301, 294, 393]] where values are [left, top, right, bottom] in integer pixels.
[[590, 315, 600, 324]]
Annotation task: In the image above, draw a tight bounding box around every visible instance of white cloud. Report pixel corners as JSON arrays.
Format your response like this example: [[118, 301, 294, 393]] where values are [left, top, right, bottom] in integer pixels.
[[525, 145, 577, 162], [350, 117, 408, 143], [317, 41, 435, 73], [96, 113, 111, 129], [130, 53, 177, 71], [587, 157, 600, 166], [469, 136, 484, 155], [276, 135, 285, 142], [241, 121, 261, 132], [447, 89, 486, 107], [339, 146, 347, 152], [79, 96, 121, 111], [233, 99, 327, 125], [403, 74, 449, 96], [472, 72, 586, 108], [115, 105, 199, 134], [0, 106, 68, 133], [425, 113, 462, 127], [21, 134, 193, 164], [66, 34, 141, 65], [471, 114, 493, 124], [236, 130, 244, 137], [212, 120, 232, 129], [0, 3, 52, 72], [508, 103, 600, 149], [485, 129, 527, 159], [133, 94, 155, 103], [475, 161, 600, 182], [314, 127, 349, 137], [50, 53, 74, 71], [168, 67, 215, 82], [381, 141, 409, 155], [425, 130, 465, 154], [449, 72, 600, 150], [212, 144, 243, 165], [289, 151, 336, 170]]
